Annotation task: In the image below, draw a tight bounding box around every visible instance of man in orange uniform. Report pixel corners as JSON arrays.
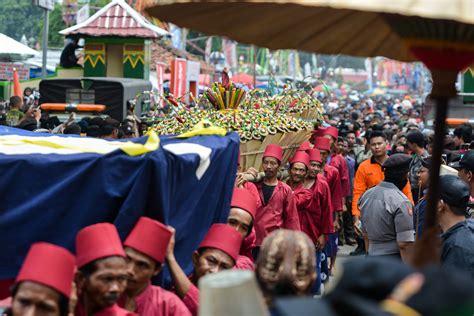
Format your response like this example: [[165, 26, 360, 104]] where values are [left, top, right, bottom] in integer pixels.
[[352, 130, 414, 255]]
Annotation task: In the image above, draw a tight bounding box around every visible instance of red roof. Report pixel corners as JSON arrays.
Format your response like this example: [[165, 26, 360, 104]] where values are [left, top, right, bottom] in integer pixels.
[[60, 0, 168, 38]]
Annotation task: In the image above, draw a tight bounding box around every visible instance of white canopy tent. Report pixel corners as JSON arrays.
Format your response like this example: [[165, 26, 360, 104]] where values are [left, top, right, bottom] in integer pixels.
[[0, 33, 39, 62]]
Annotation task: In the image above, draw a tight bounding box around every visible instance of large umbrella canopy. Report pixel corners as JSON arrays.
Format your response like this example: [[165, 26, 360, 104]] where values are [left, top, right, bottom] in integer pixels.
[[0, 33, 38, 62], [147, 0, 474, 267], [146, 0, 474, 63]]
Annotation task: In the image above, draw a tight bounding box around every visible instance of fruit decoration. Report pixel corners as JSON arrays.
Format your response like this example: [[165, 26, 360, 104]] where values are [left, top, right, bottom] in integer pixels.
[[204, 70, 246, 110], [152, 107, 312, 141]]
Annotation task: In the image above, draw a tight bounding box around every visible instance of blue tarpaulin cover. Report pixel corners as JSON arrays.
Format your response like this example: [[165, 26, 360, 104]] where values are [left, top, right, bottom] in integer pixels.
[[0, 126, 239, 283]]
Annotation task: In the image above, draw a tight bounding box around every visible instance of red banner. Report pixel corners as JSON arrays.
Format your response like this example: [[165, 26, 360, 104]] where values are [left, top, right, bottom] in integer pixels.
[[170, 58, 187, 97], [0, 63, 29, 81], [156, 62, 166, 107]]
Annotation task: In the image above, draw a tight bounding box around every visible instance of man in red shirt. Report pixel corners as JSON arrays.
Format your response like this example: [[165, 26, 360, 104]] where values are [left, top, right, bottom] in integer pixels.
[[324, 126, 353, 246], [286, 151, 313, 211], [304, 148, 334, 252], [254, 144, 301, 255], [227, 187, 258, 269], [313, 137, 343, 214], [313, 137, 342, 275], [166, 224, 242, 316], [304, 148, 334, 294], [121, 217, 191, 316], [6, 243, 75, 316], [235, 152, 261, 262], [75, 223, 136, 316], [324, 126, 351, 200]]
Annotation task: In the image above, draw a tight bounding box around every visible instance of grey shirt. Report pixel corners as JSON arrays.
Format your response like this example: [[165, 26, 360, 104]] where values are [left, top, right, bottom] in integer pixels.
[[359, 181, 415, 256]]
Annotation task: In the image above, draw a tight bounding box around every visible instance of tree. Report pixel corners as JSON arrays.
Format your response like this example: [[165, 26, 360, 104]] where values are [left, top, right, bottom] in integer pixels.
[[0, 0, 43, 43]]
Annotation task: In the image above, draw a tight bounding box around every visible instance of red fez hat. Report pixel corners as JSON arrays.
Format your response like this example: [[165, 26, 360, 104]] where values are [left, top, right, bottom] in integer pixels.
[[312, 128, 326, 138], [313, 137, 331, 152], [124, 217, 172, 264], [16, 242, 75, 298], [231, 188, 257, 219], [263, 144, 283, 162], [290, 151, 310, 169], [76, 223, 125, 268], [198, 224, 242, 262], [308, 148, 322, 163], [324, 126, 339, 139], [297, 141, 311, 152]]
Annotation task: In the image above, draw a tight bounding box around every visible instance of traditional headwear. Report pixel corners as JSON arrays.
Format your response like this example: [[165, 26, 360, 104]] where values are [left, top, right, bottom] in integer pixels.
[[313, 137, 331, 152], [324, 126, 339, 140], [16, 242, 75, 298], [124, 217, 172, 264], [263, 144, 283, 162], [297, 141, 311, 152], [198, 224, 243, 262], [290, 152, 310, 169], [312, 128, 326, 138], [307, 148, 322, 163], [231, 188, 257, 220], [76, 223, 125, 268]]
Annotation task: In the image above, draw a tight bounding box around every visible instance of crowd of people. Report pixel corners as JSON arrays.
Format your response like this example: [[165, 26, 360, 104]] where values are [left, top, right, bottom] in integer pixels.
[[0, 92, 150, 139], [1, 90, 474, 315]]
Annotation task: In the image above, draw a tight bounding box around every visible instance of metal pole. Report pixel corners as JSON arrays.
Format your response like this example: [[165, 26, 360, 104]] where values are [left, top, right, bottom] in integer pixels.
[[411, 68, 457, 268], [293, 50, 297, 85], [252, 45, 257, 87], [42, 8, 49, 78]]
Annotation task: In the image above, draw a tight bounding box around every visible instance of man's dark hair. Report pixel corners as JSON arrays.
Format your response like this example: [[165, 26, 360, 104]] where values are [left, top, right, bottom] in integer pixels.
[[101, 118, 120, 137], [64, 123, 81, 135], [196, 248, 235, 264], [384, 129, 394, 142], [79, 256, 125, 277], [447, 204, 468, 217], [86, 125, 101, 138], [453, 124, 473, 143], [384, 169, 409, 191], [407, 131, 425, 148], [9, 96, 22, 108], [11, 282, 69, 316], [368, 130, 387, 142]]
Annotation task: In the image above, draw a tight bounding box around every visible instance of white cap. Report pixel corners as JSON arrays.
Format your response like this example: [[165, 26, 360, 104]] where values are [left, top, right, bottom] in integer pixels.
[[199, 270, 269, 316], [440, 164, 458, 176]]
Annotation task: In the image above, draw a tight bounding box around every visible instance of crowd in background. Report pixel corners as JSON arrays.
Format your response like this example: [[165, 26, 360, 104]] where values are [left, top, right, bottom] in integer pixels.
[[0, 88, 474, 315]]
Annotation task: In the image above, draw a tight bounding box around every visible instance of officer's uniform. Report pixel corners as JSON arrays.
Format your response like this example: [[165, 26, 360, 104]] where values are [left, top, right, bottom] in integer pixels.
[[358, 154, 414, 257]]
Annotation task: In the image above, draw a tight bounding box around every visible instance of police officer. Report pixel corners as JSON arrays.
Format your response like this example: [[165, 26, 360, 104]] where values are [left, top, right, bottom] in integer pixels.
[[358, 154, 414, 262]]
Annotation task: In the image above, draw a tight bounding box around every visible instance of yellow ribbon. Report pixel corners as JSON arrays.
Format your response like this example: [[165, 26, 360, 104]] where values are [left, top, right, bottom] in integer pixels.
[[0, 131, 160, 156], [381, 299, 421, 316], [176, 120, 227, 138]]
